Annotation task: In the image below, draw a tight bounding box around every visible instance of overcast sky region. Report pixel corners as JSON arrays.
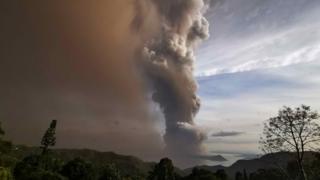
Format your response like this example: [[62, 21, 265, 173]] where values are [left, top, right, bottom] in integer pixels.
[[196, 0, 320, 166]]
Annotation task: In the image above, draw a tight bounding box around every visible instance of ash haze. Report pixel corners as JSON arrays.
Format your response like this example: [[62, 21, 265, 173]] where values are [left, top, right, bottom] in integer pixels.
[[1, 0, 320, 169], [0, 0, 209, 168], [0, 0, 165, 162]]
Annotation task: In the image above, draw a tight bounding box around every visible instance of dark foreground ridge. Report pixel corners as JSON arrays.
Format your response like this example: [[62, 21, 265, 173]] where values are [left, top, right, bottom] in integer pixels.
[[10, 145, 157, 177], [8, 145, 320, 180]]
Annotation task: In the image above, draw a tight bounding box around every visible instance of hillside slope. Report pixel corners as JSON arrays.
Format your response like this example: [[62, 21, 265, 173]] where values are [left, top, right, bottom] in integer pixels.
[[11, 145, 155, 177], [184, 152, 318, 179]]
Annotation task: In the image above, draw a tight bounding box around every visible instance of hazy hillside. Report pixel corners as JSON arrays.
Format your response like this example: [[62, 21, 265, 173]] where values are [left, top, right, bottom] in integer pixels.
[[184, 152, 318, 179], [12, 145, 318, 178], [10, 145, 154, 177]]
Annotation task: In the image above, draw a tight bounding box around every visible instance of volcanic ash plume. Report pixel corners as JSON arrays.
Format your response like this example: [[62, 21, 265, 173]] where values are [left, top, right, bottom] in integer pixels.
[[138, 0, 210, 166], [0, 0, 210, 167]]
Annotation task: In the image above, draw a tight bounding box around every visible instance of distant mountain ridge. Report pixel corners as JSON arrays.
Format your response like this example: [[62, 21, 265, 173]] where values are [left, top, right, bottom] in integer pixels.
[[184, 152, 318, 179], [11, 145, 155, 177], [11, 146, 318, 179]]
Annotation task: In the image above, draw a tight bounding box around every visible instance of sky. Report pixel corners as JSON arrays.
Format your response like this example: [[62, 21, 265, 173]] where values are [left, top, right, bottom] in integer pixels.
[[1, 0, 320, 168], [195, 0, 320, 166]]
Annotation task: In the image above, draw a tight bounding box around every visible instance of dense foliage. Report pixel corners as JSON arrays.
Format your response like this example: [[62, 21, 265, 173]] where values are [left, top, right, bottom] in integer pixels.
[[182, 168, 227, 180], [0, 105, 319, 180], [147, 158, 176, 180], [61, 158, 95, 180]]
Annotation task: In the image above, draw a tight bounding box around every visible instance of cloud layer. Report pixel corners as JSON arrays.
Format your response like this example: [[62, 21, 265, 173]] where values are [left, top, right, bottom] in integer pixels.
[[211, 131, 245, 137], [194, 0, 320, 165], [196, 0, 320, 77]]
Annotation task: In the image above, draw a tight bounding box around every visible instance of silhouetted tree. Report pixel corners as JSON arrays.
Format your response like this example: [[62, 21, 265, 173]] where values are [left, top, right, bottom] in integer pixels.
[[235, 171, 243, 180], [0, 122, 5, 138], [40, 171, 66, 180], [0, 167, 13, 180], [14, 119, 64, 180], [184, 168, 219, 180], [0, 121, 14, 168], [215, 169, 227, 180], [98, 164, 121, 180], [41, 120, 57, 155], [305, 153, 320, 180], [243, 169, 248, 180], [123, 174, 146, 180], [0, 154, 17, 169], [287, 160, 300, 179], [14, 154, 40, 179], [0, 121, 12, 154], [260, 105, 320, 180], [13, 154, 64, 180], [148, 158, 175, 180], [61, 158, 95, 180], [249, 169, 287, 180]]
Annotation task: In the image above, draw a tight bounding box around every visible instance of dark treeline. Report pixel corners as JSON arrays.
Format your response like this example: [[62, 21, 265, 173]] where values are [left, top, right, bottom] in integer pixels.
[[1, 105, 320, 180]]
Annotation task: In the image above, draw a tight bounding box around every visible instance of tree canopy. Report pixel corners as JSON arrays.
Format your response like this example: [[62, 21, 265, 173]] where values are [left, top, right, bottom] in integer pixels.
[[41, 120, 57, 155], [260, 105, 320, 180]]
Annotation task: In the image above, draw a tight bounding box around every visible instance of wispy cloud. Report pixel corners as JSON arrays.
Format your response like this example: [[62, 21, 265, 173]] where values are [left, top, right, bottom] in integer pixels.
[[211, 131, 245, 137], [210, 150, 260, 160], [195, 155, 227, 162], [197, 25, 320, 77], [194, 0, 320, 166], [196, 0, 320, 77], [197, 61, 320, 165]]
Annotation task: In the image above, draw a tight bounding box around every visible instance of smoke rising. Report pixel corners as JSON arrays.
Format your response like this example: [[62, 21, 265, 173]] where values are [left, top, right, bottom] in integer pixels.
[[0, 0, 164, 161], [137, 0, 210, 166], [0, 0, 210, 167]]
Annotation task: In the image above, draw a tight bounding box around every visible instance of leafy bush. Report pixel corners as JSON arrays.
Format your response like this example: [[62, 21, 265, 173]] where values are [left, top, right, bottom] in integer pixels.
[[0, 167, 13, 180], [13, 154, 64, 180], [249, 169, 287, 180], [61, 158, 96, 180], [183, 168, 221, 180], [98, 164, 122, 180]]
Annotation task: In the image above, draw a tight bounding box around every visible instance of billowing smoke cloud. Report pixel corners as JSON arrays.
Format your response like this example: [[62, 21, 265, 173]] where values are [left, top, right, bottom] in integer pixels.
[[135, 0, 210, 166], [0, 0, 210, 167], [0, 0, 164, 161]]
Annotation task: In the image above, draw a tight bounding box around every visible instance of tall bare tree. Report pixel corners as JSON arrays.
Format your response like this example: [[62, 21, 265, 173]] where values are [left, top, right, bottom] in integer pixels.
[[260, 105, 320, 180]]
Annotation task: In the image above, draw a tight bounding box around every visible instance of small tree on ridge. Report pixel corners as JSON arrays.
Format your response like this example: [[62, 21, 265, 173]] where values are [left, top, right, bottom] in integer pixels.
[[41, 120, 57, 155]]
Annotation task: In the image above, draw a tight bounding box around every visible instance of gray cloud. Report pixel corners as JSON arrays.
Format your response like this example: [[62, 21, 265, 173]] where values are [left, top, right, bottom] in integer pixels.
[[0, 0, 164, 162], [139, 0, 210, 167], [196, 0, 320, 77], [211, 131, 245, 137], [210, 150, 259, 160], [235, 153, 259, 160], [195, 154, 227, 162], [0, 0, 210, 167]]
